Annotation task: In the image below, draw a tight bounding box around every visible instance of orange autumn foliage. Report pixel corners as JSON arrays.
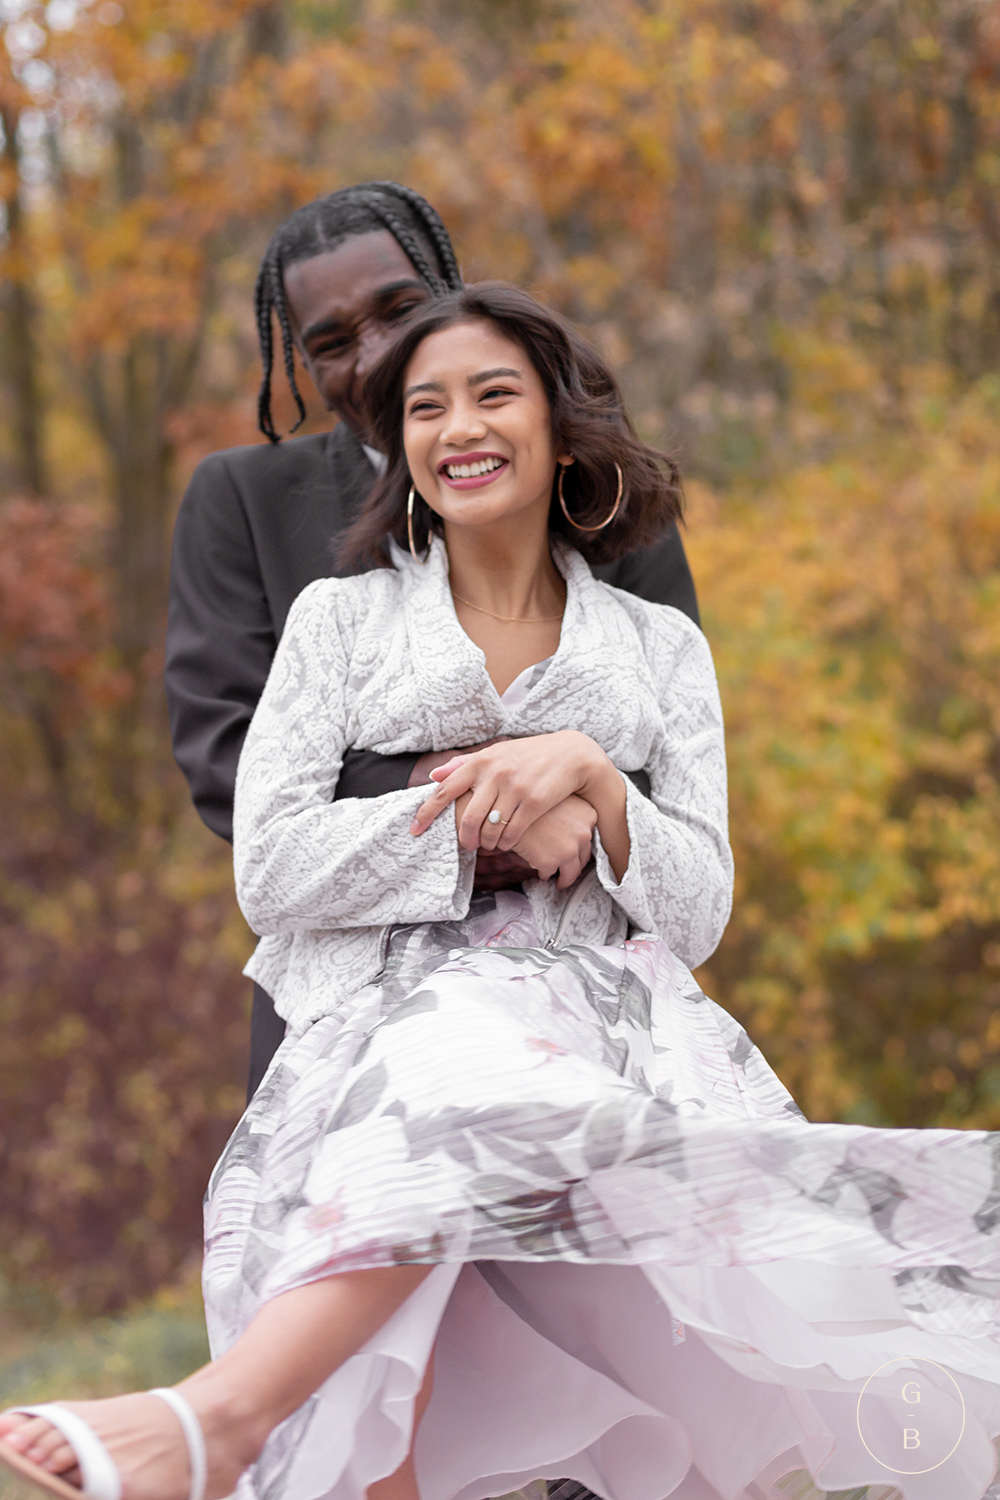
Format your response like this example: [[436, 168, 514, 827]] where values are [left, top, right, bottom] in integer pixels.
[[0, 0, 997, 1311]]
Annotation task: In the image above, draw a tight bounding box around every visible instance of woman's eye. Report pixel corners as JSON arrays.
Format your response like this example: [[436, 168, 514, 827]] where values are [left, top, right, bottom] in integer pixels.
[[408, 399, 441, 416], [480, 386, 516, 401]]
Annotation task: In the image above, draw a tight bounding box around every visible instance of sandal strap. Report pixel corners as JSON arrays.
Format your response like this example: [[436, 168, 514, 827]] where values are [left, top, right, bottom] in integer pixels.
[[7, 1405, 122, 1500], [147, 1388, 207, 1500]]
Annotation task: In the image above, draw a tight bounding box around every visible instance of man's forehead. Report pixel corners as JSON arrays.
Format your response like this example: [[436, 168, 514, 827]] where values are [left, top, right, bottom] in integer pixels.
[[284, 231, 426, 326]]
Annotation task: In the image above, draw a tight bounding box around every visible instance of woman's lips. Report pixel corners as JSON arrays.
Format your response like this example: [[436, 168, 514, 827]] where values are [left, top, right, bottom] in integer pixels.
[[437, 457, 509, 490]]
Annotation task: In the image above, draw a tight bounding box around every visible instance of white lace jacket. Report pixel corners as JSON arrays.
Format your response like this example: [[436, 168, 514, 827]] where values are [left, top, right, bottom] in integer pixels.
[[234, 537, 733, 1032]]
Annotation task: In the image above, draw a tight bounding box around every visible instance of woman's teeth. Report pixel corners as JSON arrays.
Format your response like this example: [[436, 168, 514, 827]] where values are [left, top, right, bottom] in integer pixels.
[[444, 457, 504, 478]]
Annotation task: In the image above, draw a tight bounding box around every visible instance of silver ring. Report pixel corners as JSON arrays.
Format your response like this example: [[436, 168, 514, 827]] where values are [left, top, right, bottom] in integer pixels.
[[487, 809, 508, 825]]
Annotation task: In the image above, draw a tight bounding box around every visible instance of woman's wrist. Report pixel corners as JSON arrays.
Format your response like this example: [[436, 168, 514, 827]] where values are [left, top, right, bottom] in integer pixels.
[[578, 746, 630, 883], [575, 738, 619, 808]]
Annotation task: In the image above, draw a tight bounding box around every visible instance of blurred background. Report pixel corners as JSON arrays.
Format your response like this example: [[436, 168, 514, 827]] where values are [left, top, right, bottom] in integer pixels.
[[0, 0, 998, 1475]]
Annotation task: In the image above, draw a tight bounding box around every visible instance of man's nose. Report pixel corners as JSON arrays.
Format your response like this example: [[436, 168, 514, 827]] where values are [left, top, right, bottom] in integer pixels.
[[355, 323, 392, 378]]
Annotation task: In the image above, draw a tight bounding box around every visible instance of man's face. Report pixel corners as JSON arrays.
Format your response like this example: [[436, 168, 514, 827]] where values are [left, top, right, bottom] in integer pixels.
[[283, 230, 434, 437]]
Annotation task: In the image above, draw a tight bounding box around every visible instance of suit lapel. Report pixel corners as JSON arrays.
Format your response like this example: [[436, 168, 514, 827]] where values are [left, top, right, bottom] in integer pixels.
[[325, 422, 379, 532]]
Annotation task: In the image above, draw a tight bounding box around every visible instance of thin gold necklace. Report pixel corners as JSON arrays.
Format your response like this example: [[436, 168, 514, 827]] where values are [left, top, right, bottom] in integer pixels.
[[450, 590, 564, 623]]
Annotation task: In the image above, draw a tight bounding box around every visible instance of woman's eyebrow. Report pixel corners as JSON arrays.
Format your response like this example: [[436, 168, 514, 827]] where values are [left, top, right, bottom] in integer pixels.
[[403, 367, 523, 400], [468, 367, 522, 384]]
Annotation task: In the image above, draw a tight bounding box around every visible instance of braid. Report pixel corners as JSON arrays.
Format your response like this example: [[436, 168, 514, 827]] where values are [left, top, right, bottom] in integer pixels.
[[271, 257, 307, 436], [254, 180, 463, 440], [365, 181, 463, 289], [254, 261, 278, 444], [349, 191, 447, 293]]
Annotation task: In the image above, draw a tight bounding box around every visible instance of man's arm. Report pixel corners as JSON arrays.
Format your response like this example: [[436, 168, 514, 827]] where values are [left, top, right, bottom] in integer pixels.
[[166, 456, 276, 843], [592, 522, 700, 626], [166, 454, 419, 843]]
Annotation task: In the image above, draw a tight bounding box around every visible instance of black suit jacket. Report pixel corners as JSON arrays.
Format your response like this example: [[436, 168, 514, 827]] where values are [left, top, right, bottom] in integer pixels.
[[165, 422, 699, 842]]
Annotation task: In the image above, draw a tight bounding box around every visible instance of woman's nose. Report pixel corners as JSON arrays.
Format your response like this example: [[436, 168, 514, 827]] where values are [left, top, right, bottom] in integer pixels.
[[440, 397, 488, 445]]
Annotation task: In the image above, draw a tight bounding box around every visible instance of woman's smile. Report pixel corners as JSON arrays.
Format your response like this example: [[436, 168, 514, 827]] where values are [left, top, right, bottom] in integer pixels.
[[437, 452, 510, 489]]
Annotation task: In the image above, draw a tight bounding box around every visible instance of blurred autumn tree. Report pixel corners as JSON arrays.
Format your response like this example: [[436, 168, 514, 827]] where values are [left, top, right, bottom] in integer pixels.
[[0, 0, 998, 1311]]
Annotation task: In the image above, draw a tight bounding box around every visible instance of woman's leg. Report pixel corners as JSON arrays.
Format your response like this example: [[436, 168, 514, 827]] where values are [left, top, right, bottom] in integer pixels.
[[366, 1347, 435, 1500], [0, 1264, 435, 1500]]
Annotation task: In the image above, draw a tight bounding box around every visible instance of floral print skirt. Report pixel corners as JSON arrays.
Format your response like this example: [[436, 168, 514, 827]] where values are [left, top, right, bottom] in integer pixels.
[[203, 892, 1000, 1500]]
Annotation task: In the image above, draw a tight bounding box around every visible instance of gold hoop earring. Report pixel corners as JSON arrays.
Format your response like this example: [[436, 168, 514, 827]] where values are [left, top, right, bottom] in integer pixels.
[[558, 462, 625, 533], [407, 485, 424, 563]]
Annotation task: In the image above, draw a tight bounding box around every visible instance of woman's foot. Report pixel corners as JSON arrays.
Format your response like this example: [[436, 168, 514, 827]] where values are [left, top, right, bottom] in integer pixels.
[[0, 1384, 258, 1499]]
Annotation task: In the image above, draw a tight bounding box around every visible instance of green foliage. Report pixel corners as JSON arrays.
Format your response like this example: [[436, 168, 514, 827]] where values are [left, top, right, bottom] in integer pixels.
[[0, 1279, 209, 1500]]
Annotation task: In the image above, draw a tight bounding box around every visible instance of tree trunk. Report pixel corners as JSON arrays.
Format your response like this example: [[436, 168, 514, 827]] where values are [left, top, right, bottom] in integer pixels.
[[0, 104, 47, 495]]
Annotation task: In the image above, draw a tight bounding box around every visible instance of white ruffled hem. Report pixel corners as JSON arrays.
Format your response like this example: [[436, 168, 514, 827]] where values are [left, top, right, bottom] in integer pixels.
[[238, 1261, 1000, 1500]]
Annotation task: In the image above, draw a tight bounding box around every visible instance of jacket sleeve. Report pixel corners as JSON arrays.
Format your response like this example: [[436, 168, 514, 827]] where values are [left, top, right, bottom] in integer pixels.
[[592, 612, 733, 968], [165, 455, 276, 845], [593, 523, 700, 626], [165, 455, 419, 843], [233, 580, 475, 935]]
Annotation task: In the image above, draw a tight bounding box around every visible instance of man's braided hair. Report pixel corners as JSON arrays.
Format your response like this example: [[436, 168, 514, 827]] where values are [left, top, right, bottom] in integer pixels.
[[254, 181, 463, 443]]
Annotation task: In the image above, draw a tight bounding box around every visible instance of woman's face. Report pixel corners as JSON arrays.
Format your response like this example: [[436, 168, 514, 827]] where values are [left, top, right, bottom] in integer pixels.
[[402, 319, 569, 534]]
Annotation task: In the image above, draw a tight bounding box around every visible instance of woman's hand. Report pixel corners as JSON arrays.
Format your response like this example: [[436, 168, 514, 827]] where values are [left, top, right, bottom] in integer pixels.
[[411, 731, 632, 882], [412, 731, 599, 848], [472, 796, 596, 890], [508, 794, 597, 888]]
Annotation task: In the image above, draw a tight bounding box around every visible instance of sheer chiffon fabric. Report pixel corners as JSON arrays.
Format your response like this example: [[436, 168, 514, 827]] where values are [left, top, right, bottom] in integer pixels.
[[203, 892, 1000, 1500]]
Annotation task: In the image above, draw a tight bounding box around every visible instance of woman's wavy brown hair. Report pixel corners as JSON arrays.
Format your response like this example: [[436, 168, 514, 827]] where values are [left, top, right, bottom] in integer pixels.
[[339, 281, 683, 569]]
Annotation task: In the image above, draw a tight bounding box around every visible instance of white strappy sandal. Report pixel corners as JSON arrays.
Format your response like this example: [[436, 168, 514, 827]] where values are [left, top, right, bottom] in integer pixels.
[[0, 1387, 206, 1500]]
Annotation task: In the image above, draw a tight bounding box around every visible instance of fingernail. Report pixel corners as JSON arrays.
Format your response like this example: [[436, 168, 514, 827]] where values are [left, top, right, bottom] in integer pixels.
[[409, 820, 420, 835]]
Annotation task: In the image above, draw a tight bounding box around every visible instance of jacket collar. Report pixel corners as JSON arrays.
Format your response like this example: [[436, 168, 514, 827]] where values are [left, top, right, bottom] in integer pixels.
[[393, 533, 629, 749]]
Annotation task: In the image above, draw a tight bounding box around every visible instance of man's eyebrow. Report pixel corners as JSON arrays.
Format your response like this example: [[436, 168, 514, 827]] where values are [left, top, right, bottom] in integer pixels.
[[372, 278, 427, 302], [403, 380, 445, 399], [468, 367, 522, 384], [301, 281, 427, 344], [300, 314, 345, 345]]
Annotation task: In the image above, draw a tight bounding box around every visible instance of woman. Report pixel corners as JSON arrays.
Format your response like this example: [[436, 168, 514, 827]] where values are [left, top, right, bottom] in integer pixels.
[[3, 284, 1000, 1500]]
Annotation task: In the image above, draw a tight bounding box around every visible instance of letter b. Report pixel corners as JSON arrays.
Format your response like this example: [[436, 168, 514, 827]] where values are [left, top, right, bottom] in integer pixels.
[[903, 1429, 920, 1449]]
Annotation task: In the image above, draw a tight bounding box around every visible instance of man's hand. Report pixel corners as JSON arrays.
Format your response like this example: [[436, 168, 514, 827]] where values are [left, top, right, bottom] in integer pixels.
[[470, 848, 537, 890]]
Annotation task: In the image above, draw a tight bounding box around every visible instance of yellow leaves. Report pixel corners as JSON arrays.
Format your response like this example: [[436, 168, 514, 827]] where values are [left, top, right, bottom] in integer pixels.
[[910, 35, 941, 64], [689, 365, 1000, 1125], [413, 46, 467, 102]]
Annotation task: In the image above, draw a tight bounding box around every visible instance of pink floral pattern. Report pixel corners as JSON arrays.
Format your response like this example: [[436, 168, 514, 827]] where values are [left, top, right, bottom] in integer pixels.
[[204, 893, 1000, 1500]]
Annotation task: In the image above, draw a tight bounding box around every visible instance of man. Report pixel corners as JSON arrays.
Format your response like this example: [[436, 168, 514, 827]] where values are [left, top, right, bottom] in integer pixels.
[[166, 180, 700, 1102]]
